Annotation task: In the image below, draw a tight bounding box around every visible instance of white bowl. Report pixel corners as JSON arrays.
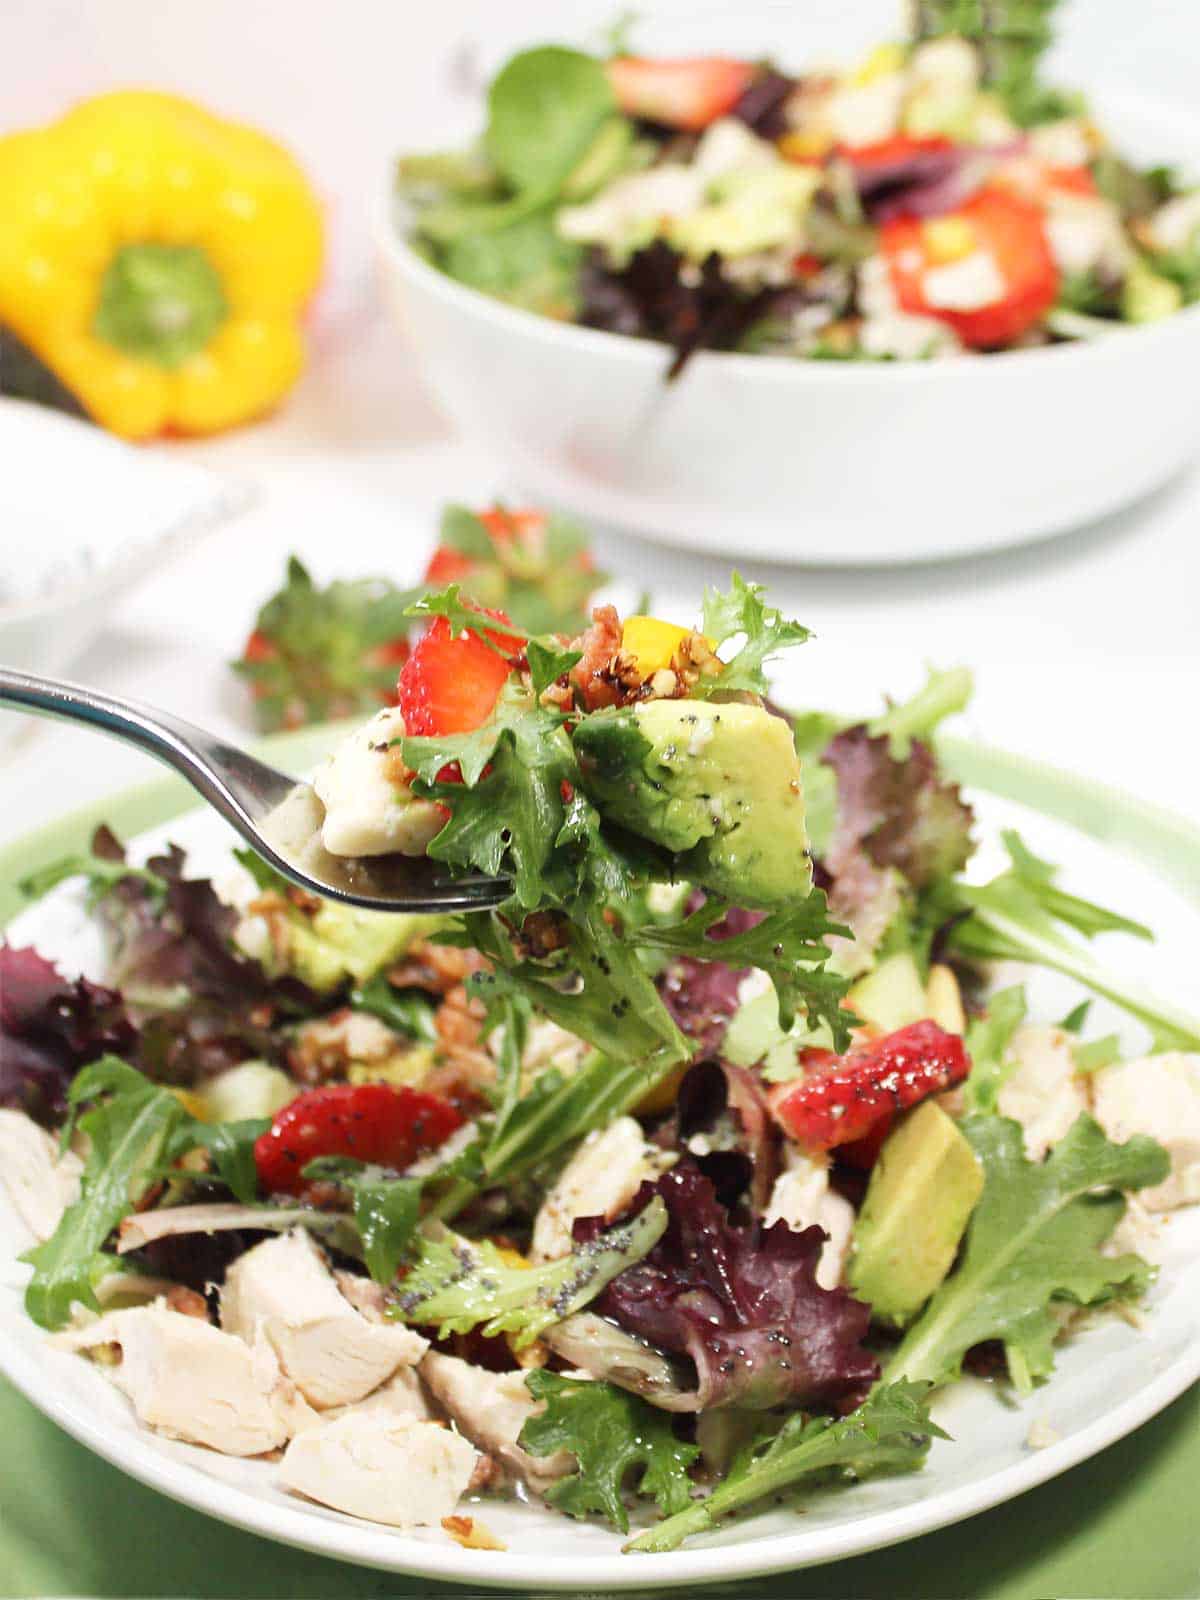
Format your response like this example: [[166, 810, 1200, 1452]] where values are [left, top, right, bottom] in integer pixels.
[[379, 93, 1200, 566]]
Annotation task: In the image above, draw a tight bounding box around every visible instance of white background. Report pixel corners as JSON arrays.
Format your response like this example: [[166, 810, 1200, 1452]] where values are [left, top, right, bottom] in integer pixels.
[[1, 0, 1198, 836]]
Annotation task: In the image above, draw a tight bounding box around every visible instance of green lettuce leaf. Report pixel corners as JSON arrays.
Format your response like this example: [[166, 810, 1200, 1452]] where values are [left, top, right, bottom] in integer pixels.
[[23, 1057, 190, 1329], [632, 893, 855, 1050], [627, 1381, 944, 1553], [961, 985, 1027, 1115], [943, 831, 1200, 1050], [697, 574, 811, 699], [486, 47, 616, 197], [885, 1112, 1170, 1392], [392, 1196, 668, 1348], [520, 1370, 700, 1534]]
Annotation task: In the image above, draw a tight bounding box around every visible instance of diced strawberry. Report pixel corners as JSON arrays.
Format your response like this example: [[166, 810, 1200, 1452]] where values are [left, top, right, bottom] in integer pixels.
[[840, 133, 954, 166], [254, 1083, 464, 1196], [396, 606, 524, 738], [769, 1020, 969, 1152], [1046, 164, 1097, 197], [477, 507, 546, 547], [424, 546, 475, 587], [242, 629, 277, 663], [607, 56, 756, 133], [882, 188, 1058, 348]]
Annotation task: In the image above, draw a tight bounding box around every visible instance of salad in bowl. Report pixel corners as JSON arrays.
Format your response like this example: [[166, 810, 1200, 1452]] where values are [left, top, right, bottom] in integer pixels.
[[398, 9, 1200, 369], [4, 556, 1199, 1556]]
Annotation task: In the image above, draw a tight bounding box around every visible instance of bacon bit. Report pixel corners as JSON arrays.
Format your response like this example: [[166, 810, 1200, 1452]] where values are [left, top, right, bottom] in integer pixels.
[[442, 1514, 507, 1551]]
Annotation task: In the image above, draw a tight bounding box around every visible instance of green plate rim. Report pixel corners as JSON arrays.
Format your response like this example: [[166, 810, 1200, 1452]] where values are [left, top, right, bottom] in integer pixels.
[[1, 722, 1198, 929]]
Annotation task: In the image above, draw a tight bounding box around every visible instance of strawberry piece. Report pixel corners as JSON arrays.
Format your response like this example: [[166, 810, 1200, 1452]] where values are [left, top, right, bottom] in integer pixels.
[[424, 546, 475, 587], [396, 605, 524, 738], [881, 188, 1058, 349], [606, 56, 756, 133], [254, 1082, 464, 1196], [840, 133, 954, 166], [770, 1020, 969, 1152]]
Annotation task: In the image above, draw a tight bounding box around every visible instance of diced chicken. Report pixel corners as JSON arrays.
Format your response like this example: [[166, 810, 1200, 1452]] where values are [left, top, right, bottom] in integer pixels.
[[997, 1025, 1090, 1161], [313, 707, 443, 858], [279, 1411, 477, 1528], [1044, 194, 1132, 279], [55, 1304, 317, 1455], [1028, 118, 1094, 170], [0, 1109, 82, 1241], [691, 117, 780, 180], [221, 1230, 427, 1408], [1091, 1053, 1200, 1212], [824, 74, 905, 148], [420, 1351, 574, 1494], [1105, 1194, 1166, 1265], [856, 253, 961, 359], [333, 1269, 388, 1323], [907, 37, 980, 96], [557, 166, 707, 254], [530, 1116, 676, 1262], [1145, 189, 1200, 255], [763, 1150, 854, 1288], [323, 1366, 434, 1424]]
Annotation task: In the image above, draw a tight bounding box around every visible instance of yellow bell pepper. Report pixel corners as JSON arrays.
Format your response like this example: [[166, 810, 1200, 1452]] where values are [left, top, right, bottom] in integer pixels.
[[621, 615, 714, 679], [0, 91, 323, 438]]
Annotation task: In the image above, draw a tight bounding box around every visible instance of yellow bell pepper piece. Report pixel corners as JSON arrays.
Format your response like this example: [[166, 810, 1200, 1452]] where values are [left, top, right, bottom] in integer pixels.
[[922, 216, 977, 265], [170, 1088, 209, 1122], [621, 615, 713, 678], [849, 42, 907, 87], [0, 91, 323, 438]]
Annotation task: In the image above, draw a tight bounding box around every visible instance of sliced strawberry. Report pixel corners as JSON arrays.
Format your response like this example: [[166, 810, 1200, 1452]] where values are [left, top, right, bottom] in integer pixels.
[[254, 1083, 464, 1196], [424, 546, 475, 587], [769, 1020, 969, 1152], [477, 507, 546, 547], [840, 133, 954, 166], [607, 56, 756, 133], [881, 188, 1058, 348], [396, 605, 524, 738]]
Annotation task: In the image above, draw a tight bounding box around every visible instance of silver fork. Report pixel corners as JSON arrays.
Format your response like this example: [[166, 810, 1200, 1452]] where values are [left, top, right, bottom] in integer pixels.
[[0, 668, 510, 913]]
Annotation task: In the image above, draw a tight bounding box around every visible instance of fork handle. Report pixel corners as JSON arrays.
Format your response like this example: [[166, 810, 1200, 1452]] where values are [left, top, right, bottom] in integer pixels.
[[0, 666, 296, 824]]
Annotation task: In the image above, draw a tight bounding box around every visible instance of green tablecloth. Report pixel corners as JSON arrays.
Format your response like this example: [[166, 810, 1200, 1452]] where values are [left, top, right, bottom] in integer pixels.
[[2, 1377, 1196, 1599]]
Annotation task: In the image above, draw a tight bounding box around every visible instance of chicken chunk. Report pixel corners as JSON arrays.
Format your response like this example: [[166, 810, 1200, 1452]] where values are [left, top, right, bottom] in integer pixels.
[[0, 1109, 82, 1241], [55, 1304, 316, 1455], [221, 1230, 427, 1408], [1091, 1052, 1200, 1212], [323, 1366, 433, 1424], [420, 1351, 573, 1494], [997, 1025, 1090, 1160], [530, 1116, 676, 1262], [279, 1411, 477, 1527], [763, 1150, 854, 1289]]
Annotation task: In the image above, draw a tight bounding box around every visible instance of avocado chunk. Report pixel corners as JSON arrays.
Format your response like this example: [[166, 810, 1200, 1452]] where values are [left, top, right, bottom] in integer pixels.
[[846, 950, 929, 1033], [1122, 259, 1183, 324], [667, 167, 821, 261], [573, 698, 813, 909], [849, 1100, 984, 1328], [267, 901, 448, 994]]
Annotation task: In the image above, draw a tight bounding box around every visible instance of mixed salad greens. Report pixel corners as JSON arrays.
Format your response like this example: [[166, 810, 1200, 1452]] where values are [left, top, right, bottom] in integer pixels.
[[3, 568, 1199, 1553], [399, 5, 1200, 370]]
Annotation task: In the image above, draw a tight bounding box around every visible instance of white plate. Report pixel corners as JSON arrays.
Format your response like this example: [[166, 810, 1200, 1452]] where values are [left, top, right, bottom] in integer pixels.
[[1, 779, 1197, 1590]]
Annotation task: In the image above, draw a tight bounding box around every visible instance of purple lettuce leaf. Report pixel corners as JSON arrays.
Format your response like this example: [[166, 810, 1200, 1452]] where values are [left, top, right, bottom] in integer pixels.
[[576, 1159, 877, 1412], [822, 726, 974, 895], [674, 1059, 780, 1212], [0, 944, 137, 1123], [855, 144, 1008, 222], [655, 901, 766, 1058]]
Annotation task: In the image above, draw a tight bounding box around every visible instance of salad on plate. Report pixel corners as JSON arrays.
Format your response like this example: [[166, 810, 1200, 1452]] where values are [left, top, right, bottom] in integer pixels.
[[398, 6, 1200, 371], [3, 572, 1199, 1555]]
